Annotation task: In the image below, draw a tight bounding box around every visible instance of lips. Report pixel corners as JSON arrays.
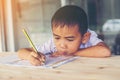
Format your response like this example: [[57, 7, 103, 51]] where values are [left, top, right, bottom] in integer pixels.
[[58, 51, 67, 55]]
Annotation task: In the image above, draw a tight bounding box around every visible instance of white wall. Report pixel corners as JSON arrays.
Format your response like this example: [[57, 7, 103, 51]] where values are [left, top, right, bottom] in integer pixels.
[[4, 0, 15, 51]]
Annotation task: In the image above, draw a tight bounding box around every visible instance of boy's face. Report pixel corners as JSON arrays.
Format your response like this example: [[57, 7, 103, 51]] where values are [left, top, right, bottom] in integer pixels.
[[52, 25, 83, 55]]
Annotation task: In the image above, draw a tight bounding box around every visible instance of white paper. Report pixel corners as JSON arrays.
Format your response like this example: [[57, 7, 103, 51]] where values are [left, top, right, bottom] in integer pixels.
[[0, 54, 79, 68]]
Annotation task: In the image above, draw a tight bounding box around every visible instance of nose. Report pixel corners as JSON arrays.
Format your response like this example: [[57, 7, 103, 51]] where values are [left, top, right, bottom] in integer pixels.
[[60, 43, 66, 49], [59, 39, 67, 48]]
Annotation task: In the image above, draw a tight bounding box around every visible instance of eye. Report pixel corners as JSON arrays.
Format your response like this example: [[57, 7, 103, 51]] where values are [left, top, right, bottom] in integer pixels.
[[54, 36, 60, 40], [67, 38, 74, 41], [55, 37, 60, 40]]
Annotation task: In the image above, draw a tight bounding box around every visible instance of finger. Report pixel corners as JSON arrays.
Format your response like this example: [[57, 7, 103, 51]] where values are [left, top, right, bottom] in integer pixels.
[[38, 54, 46, 63], [37, 53, 46, 62], [31, 58, 42, 66], [31, 52, 46, 64], [30, 52, 45, 64], [41, 54, 46, 62], [28, 55, 42, 66], [30, 52, 39, 58]]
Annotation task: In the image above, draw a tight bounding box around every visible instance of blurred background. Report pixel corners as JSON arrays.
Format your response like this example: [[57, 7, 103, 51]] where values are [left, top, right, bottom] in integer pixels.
[[0, 0, 120, 55]]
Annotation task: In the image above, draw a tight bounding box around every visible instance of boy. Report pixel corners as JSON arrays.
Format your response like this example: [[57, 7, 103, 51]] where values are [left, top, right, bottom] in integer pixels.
[[18, 5, 111, 66]]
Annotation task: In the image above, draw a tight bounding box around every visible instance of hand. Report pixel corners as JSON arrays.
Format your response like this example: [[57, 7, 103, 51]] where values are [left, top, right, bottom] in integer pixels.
[[28, 51, 46, 66], [51, 51, 65, 57], [51, 51, 74, 57]]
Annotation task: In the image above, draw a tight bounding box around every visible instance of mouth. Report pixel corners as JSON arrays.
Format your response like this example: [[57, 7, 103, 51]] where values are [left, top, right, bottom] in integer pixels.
[[59, 51, 72, 56], [58, 51, 67, 55]]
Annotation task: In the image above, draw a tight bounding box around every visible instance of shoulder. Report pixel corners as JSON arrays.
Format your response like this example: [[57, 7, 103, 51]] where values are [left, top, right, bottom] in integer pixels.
[[88, 29, 98, 36], [80, 29, 103, 48], [88, 29, 103, 45], [36, 37, 57, 54]]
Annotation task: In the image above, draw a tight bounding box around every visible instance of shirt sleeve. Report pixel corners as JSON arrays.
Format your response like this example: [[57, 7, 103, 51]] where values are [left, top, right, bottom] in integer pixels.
[[80, 29, 103, 48], [89, 29, 103, 46], [35, 38, 56, 55]]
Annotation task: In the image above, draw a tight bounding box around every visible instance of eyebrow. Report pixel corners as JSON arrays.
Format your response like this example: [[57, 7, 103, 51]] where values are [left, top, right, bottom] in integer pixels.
[[53, 33, 75, 38], [53, 33, 59, 36]]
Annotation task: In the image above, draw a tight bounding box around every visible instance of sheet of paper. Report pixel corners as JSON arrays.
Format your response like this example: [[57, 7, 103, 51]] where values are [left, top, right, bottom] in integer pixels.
[[0, 54, 79, 68]]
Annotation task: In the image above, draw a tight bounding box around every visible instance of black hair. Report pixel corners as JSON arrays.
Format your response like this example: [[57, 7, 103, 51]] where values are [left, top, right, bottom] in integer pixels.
[[51, 5, 88, 36]]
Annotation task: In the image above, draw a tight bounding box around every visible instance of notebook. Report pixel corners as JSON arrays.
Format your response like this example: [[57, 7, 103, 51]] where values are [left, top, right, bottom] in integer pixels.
[[0, 54, 79, 68]]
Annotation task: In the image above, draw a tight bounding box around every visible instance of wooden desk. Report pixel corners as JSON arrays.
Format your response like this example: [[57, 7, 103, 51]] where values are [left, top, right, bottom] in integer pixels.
[[0, 52, 120, 80]]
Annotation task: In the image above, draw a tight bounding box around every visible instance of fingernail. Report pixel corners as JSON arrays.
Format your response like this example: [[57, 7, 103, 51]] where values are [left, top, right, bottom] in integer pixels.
[[41, 62, 45, 65], [42, 60, 45, 63]]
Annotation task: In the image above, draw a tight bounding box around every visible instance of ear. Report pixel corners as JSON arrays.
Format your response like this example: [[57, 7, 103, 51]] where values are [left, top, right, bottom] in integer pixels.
[[82, 32, 91, 44]]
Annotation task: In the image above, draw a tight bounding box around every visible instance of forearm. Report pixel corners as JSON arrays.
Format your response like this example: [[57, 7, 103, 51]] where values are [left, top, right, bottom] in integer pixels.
[[74, 43, 111, 58], [17, 48, 33, 60]]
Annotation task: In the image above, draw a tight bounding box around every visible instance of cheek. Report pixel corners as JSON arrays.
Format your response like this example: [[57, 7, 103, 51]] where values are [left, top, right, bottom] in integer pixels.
[[53, 38, 82, 53], [53, 39, 60, 47], [68, 41, 81, 50]]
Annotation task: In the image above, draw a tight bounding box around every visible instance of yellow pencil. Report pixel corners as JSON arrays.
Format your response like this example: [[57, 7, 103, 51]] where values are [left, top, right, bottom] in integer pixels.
[[22, 29, 45, 63], [22, 29, 38, 53]]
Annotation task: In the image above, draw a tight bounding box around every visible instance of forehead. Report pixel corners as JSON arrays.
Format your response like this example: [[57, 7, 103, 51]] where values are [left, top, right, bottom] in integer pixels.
[[52, 25, 81, 36]]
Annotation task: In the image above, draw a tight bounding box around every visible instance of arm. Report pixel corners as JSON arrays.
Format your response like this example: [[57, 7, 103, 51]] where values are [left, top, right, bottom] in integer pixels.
[[17, 48, 45, 66], [18, 48, 33, 60], [74, 42, 111, 58]]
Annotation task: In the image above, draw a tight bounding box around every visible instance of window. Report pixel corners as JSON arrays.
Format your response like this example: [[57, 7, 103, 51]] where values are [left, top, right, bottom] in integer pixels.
[[1, 0, 120, 54], [13, 0, 61, 51]]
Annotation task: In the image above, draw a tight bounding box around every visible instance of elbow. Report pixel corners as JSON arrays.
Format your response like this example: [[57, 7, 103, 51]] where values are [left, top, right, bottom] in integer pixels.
[[96, 42, 111, 57], [101, 48, 111, 57], [17, 49, 22, 58], [17, 48, 25, 59], [104, 51, 111, 57]]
